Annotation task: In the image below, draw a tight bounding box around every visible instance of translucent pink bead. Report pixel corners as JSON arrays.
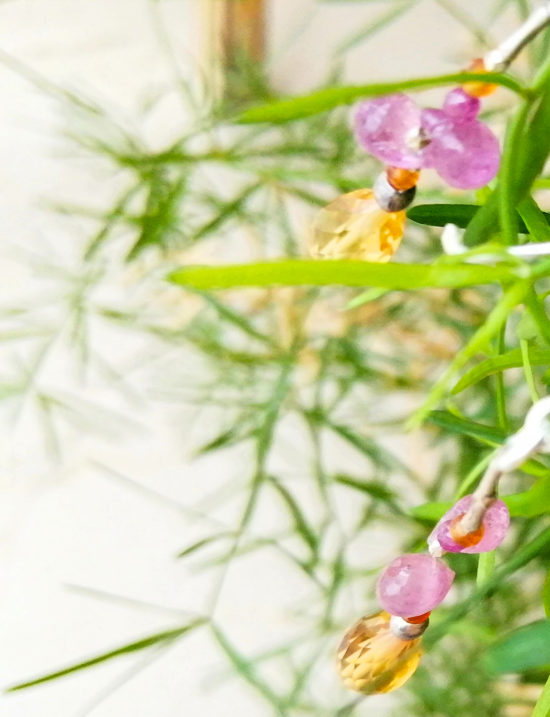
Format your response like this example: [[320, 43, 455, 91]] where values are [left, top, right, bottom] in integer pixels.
[[442, 88, 480, 123], [354, 93, 500, 190], [428, 495, 510, 554], [421, 108, 500, 189], [376, 554, 455, 618], [354, 94, 423, 169]]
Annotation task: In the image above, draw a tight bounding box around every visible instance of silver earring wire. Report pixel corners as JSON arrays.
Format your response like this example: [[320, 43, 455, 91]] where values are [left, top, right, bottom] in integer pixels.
[[429, 396, 550, 556], [485, 1, 550, 71]]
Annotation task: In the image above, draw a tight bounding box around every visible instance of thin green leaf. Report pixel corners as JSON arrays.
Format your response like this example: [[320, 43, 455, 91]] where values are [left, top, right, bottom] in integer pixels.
[[168, 259, 525, 292], [127, 172, 186, 259], [410, 500, 452, 521], [408, 203, 550, 231], [451, 347, 550, 394], [197, 291, 275, 346], [517, 310, 543, 342], [345, 287, 388, 310], [176, 533, 234, 559], [194, 427, 252, 456], [518, 196, 550, 242], [408, 282, 530, 427], [498, 106, 522, 245], [504, 476, 550, 517], [520, 338, 540, 402], [326, 420, 388, 462], [512, 58, 550, 203], [414, 477, 550, 522], [409, 203, 479, 229], [5, 620, 206, 692], [210, 625, 286, 713], [525, 287, 550, 346], [532, 674, 550, 717], [427, 410, 505, 443], [484, 620, 550, 674], [463, 190, 501, 247], [418, 469, 550, 522], [323, 549, 346, 629], [237, 72, 526, 124], [427, 410, 548, 478], [191, 184, 259, 242], [269, 476, 318, 554], [334, 474, 398, 503]]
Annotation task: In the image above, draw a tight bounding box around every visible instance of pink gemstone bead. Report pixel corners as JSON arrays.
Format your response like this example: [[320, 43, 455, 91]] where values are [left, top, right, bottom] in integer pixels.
[[376, 554, 455, 618], [354, 94, 423, 169], [442, 88, 480, 123], [428, 495, 510, 554], [421, 108, 500, 189]]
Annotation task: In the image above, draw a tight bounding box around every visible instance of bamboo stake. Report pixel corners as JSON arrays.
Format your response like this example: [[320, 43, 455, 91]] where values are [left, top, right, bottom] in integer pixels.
[[202, 0, 266, 99]]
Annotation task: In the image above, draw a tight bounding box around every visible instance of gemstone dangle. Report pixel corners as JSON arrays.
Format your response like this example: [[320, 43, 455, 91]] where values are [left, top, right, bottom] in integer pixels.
[[337, 610, 428, 694], [337, 552, 454, 695], [308, 187, 408, 262], [308, 169, 418, 261], [308, 56, 502, 263]]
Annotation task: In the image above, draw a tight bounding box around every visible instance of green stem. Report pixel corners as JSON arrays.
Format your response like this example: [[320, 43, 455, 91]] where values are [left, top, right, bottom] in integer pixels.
[[532, 674, 550, 717], [476, 551, 496, 587], [498, 105, 527, 245], [521, 339, 540, 402], [496, 324, 509, 431]]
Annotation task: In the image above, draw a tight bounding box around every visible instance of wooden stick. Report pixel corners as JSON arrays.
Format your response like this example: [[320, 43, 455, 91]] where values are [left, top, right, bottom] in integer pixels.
[[202, 0, 266, 98], [223, 0, 266, 66]]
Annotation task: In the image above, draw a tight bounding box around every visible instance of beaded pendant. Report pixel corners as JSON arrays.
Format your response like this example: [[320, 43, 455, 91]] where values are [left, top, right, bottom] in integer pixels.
[[309, 60, 500, 263], [337, 611, 426, 694], [337, 494, 510, 696]]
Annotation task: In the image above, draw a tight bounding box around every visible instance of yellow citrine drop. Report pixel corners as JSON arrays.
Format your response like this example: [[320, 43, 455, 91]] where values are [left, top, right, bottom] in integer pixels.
[[308, 189, 405, 262], [337, 611, 423, 694]]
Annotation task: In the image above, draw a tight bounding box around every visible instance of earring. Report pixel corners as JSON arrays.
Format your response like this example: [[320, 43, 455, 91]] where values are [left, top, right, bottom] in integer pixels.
[[338, 396, 550, 695], [309, 1, 550, 263], [308, 59, 499, 263]]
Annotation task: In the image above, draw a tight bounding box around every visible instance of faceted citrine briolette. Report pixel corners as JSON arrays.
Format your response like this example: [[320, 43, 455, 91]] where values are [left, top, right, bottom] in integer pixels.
[[462, 58, 497, 98], [308, 189, 406, 262], [337, 611, 423, 694]]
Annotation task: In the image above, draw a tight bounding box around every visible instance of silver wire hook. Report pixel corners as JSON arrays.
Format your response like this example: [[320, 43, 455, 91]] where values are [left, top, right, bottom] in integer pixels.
[[441, 224, 550, 262], [429, 396, 550, 555], [484, 1, 550, 71]]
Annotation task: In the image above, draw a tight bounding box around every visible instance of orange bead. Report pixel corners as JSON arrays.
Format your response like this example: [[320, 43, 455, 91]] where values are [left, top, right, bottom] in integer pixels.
[[462, 58, 497, 98], [404, 612, 431, 625], [449, 512, 485, 548], [386, 167, 420, 191]]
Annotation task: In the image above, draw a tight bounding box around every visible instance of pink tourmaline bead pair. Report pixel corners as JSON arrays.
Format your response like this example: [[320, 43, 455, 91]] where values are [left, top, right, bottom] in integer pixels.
[[354, 89, 500, 189], [376, 494, 510, 618]]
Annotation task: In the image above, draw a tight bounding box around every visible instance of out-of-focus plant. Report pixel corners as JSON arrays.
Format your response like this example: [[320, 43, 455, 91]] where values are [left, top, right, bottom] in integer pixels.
[[5, 1, 550, 716]]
